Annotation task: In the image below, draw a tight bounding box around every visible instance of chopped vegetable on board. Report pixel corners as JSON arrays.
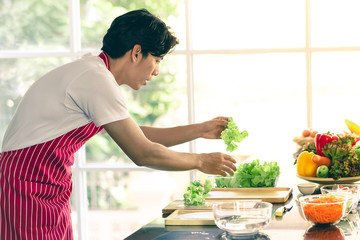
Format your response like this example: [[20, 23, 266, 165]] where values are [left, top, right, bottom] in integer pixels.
[[183, 179, 212, 206]]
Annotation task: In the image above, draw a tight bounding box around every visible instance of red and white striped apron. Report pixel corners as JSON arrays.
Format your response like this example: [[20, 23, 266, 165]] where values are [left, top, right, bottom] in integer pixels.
[[0, 123, 103, 239], [0, 52, 110, 239]]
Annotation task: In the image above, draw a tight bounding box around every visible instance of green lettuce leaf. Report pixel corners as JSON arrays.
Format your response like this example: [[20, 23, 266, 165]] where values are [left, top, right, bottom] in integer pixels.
[[183, 179, 213, 206], [215, 159, 280, 188], [221, 117, 248, 152]]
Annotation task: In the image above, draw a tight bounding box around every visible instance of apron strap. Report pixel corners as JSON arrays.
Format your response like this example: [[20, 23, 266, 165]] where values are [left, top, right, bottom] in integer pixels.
[[98, 52, 110, 70]]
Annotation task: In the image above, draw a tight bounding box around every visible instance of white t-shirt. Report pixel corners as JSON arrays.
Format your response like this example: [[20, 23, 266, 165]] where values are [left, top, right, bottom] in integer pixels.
[[2, 53, 130, 152]]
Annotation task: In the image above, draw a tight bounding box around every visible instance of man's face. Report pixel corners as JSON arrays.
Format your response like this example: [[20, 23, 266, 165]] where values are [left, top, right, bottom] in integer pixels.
[[129, 53, 162, 90]]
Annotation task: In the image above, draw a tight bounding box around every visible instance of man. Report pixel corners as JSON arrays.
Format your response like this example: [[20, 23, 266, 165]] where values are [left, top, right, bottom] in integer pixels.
[[0, 9, 236, 239]]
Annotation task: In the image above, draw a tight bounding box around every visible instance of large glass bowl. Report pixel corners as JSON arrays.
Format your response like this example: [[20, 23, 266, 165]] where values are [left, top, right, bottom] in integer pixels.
[[212, 201, 272, 236], [298, 194, 347, 225], [320, 184, 360, 217]]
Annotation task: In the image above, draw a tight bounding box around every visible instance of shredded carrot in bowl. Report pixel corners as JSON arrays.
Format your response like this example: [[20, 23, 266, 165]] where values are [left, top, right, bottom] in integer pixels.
[[301, 195, 345, 224]]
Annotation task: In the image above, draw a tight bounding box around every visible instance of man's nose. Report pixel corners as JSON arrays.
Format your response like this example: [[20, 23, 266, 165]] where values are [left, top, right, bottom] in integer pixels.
[[152, 66, 159, 76]]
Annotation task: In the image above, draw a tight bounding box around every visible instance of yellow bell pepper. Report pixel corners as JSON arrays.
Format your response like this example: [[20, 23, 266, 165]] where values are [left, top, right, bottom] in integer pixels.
[[296, 151, 318, 177]]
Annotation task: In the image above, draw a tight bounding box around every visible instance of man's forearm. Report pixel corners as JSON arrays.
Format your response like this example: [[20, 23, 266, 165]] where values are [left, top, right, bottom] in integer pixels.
[[140, 124, 202, 147]]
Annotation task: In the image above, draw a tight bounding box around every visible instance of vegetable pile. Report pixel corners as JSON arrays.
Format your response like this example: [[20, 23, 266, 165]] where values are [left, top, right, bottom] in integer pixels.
[[221, 117, 248, 152], [215, 159, 280, 188], [183, 179, 212, 206], [302, 195, 345, 224], [296, 131, 360, 180], [323, 135, 360, 179]]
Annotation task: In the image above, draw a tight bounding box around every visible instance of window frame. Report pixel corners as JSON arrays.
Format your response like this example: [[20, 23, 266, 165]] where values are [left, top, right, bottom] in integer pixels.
[[2, 0, 360, 239]]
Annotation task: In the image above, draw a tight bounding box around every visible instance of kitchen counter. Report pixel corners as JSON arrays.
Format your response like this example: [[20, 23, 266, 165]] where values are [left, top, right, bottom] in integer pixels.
[[124, 166, 360, 239], [124, 197, 360, 240]]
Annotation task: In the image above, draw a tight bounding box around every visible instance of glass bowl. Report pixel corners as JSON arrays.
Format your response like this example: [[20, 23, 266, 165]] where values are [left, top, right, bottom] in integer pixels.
[[212, 200, 272, 236], [320, 184, 360, 217], [298, 194, 347, 225]]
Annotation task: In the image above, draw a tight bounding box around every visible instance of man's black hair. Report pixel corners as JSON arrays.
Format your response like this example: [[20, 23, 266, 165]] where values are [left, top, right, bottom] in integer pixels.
[[101, 9, 179, 59]]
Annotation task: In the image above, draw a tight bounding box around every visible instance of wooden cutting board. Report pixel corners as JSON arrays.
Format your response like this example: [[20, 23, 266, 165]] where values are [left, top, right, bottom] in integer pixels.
[[162, 199, 236, 215], [162, 187, 292, 215], [207, 187, 292, 202], [165, 210, 215, 225]]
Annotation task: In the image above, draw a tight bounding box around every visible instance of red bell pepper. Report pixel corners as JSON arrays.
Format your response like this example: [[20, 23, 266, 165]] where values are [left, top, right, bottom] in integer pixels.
[[353, 136, 360, 146], [315, 132, 339, 156]]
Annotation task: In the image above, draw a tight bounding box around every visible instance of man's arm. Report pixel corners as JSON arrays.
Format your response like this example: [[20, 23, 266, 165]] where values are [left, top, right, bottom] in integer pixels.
[[103, 117, 236, 176], [139, 117, 229, 147]]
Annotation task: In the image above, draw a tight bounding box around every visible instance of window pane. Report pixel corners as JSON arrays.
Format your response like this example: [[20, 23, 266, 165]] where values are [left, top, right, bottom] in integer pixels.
[[86, 171, 188, 240], [167, 2, 187, 51], [311, 0, 360, 47], [312, 52, 360, 131], [0, 57, 70, 148], [191, 0, 305, 49], [193, 53, 307, 163], [85, 55, 188, 163], [0, 1, 69, 51], [79, 0, 185, 50]]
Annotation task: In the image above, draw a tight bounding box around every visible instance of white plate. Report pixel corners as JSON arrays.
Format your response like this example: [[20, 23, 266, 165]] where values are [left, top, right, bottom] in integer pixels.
[[296, 174, 360, 185]]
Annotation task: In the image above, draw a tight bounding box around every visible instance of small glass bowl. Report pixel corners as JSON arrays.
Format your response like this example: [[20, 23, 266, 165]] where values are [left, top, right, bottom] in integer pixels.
[[320, 184, 360, 217], [298, 183, 317, 195], [298, 194, 347, 225], [213, 200, 272, 236]]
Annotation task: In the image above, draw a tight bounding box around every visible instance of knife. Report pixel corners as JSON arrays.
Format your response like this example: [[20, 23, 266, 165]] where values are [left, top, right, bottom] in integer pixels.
[[275, 203, 293, 217]]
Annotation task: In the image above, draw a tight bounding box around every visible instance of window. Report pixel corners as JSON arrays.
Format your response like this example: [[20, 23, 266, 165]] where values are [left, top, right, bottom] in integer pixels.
[[1, 0, 360, 239]]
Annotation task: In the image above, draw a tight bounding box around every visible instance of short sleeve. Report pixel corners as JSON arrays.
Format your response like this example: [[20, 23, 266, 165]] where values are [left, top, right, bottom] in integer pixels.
[[65, 69, 130, 127]]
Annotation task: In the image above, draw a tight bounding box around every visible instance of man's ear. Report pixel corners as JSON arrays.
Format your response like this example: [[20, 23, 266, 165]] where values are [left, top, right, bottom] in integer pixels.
[[131, 44, 142, 62]]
